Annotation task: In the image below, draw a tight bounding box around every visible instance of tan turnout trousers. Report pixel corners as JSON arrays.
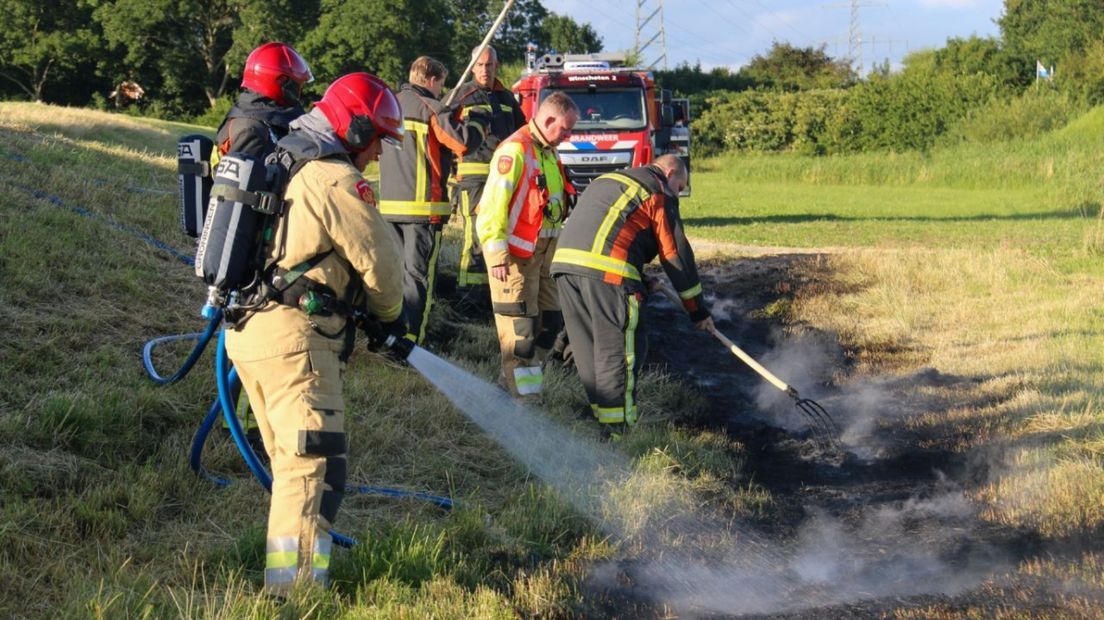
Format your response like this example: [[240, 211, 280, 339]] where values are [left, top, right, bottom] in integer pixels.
[[489, 236, 559, 396], [229, 341, 347, 595]]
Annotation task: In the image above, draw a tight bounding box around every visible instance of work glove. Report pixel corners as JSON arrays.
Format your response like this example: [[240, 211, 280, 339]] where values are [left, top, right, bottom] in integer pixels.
[[360, 316, 415, 362]]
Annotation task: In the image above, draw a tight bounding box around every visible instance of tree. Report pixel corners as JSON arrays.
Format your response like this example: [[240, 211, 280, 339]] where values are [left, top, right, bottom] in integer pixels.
[[488, 0, 548, 63], [739, 42, 853, 91], [449, 0, 494, 72], [0, 0, 100, 102], [539, 13, 602, 54], [300, 0, 453, 90], [929, 36, 1022, 90], [224, 0, 321, 80], [998, 0, 1104, 75], [96, 0, 315, 113]]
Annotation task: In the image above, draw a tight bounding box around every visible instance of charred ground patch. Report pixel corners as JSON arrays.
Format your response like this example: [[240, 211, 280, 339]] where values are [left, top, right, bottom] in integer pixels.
[[577, 253, 1100, 618]]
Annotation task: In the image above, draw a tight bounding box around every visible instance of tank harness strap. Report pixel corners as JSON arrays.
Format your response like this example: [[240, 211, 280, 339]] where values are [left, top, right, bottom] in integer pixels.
[[264, 250, 358, 320], [211, 185, 282, 215], [177, 161, 210, 177]]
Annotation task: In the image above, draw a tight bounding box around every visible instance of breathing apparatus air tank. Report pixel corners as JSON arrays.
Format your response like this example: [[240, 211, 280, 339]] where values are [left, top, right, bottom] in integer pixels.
[[195, 152, 278, 312], [177, 134, 215, 238]]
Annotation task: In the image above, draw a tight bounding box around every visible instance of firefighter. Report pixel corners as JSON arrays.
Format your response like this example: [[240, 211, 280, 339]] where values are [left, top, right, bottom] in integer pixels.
[[224, 72, 406, 595], [379, 56, 468, 345], [550, 155, 714, 436], [477, 92, 579, 398], [450, 45, 527, 314], [215, 42, 313, 440], [216, 42, 313, 159]]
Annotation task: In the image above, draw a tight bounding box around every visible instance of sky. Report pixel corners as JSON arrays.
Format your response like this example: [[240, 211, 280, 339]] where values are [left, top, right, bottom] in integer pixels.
[[540, 0, 1006, 72]]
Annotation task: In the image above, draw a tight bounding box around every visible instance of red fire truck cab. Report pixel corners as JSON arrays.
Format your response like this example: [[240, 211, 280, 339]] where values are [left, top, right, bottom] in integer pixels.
[[513, 50, 692, 195]]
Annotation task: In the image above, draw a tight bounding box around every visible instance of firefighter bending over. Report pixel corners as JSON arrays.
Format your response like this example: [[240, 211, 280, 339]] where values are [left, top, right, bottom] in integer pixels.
[[477, 92, 578, 398], [450, 45, 527, 314], [551, 155, 713, 436], [224, 73, 406, 595], [379, 56, 468, 344]]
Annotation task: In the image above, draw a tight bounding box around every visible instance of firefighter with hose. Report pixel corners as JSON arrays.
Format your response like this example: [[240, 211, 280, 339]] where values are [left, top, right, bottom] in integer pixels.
[[449, 45, 527, 316], [378, 56, 469, 345], [476, 92, 578, 398], [550, 155, 713, 438], [223, 73, 408, 595]]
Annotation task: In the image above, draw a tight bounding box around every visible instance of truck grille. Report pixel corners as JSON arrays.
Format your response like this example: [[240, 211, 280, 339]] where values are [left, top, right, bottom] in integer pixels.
[[564, 162, 628, 192]]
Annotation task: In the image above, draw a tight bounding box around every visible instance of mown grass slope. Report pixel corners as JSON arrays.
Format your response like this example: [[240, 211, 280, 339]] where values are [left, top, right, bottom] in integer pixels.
[[0, 103, 756, 618]]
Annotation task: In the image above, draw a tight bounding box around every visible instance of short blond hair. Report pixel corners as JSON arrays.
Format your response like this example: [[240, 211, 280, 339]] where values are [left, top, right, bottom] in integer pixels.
[[538, 91, 579, 118], [409, 56, 447, 87]]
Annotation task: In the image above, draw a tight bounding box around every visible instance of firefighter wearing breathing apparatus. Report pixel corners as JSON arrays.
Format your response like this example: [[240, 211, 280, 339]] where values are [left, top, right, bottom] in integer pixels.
[[185, 42, 315, 439], [179, 42, 312, 240], [222, 72, 406, 595], [450, 45, 527, 311], [378, 56, 469, 345], [476, 92, 578, 398], [217, 42, 313, 160], [551, 155, 713, 434]]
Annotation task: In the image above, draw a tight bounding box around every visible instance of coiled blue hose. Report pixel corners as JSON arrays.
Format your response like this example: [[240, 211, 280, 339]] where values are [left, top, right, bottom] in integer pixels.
[[142, 313, 221, 385], [8, 167, 454, 545]]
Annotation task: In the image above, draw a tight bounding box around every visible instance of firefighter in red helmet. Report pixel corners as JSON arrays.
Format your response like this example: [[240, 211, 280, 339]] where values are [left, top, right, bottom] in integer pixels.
[[224, 72, 406, 596], [216, 42, 314, 160], [214, 42, 313, 442]]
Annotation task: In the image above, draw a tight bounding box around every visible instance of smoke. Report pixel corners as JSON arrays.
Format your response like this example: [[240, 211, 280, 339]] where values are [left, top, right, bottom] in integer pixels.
[[408, 347, 1006, 616], [744, 328, 977, 460], [600, 478, 1005, 617]]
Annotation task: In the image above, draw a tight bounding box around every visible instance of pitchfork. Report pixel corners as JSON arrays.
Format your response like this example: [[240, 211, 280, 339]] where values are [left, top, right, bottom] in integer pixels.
[[657, 283, 842, 451]]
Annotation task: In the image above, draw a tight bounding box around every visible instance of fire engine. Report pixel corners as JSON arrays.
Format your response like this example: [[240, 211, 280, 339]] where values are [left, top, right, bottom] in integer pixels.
[[512, 48, 692, 195]]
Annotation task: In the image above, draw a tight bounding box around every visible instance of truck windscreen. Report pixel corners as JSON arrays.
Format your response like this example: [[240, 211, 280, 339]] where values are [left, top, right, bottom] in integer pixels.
[[541, 88, 647, 130]]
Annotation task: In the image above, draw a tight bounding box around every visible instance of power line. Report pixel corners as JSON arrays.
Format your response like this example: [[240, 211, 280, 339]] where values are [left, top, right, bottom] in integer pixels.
[[741, 0, 817, 44]]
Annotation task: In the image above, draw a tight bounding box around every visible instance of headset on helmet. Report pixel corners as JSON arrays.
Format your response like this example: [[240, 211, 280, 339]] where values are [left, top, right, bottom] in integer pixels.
[[241, 42, 313, 106], [314, 73, 404, 152]]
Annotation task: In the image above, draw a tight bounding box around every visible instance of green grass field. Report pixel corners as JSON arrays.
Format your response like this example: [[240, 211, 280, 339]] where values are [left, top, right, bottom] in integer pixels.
[[684, 107, 1104, 263], [2, 101, 1104, 617]]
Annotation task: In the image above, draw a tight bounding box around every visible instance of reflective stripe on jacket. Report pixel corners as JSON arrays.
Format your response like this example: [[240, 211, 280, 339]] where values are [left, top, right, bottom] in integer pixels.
[[452, 79, 526, 183], [378, 83, 467, 223], [550, 165, 709, 321], [476, 121, 571, 265]]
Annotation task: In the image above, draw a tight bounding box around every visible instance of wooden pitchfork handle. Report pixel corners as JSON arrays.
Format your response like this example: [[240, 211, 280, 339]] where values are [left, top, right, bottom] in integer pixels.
[[656, 283, 797, 398], [443, 0, 516, 107]]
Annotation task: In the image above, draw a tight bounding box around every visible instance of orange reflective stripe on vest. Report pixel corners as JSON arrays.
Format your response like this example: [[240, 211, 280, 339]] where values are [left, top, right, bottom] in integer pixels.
[[503, 127, 546, 259]]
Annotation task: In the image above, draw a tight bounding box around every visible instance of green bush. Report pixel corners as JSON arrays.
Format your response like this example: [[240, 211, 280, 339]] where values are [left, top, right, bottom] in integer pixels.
[[1057, 38, 1104, 106], [190, 96, 235, 129], [828, 70, 999, 153], [695, 70, 997, 156], [946, 87, 1083, 144]]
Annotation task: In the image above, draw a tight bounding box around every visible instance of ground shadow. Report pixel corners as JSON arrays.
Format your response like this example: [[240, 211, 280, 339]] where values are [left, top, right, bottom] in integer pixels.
[[686, 209, 1091, 228]]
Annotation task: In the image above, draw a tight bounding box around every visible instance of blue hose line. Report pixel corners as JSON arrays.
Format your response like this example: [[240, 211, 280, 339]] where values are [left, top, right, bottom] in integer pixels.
[[9, 179, 195, 267], [347, 484, 455, 510], [215, 330, 274, 488], [189, 381, 235, 488], [142, 313, 221, 385]]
